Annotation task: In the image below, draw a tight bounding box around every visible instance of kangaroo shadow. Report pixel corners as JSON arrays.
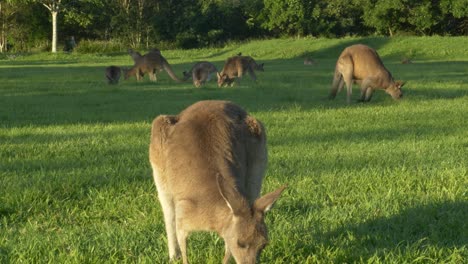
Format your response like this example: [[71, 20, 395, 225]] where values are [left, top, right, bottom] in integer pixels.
[[313, 201, 467, 262]]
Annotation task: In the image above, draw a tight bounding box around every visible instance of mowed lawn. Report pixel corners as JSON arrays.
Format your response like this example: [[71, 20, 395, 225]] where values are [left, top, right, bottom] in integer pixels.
[[0, 36, 467, 263]]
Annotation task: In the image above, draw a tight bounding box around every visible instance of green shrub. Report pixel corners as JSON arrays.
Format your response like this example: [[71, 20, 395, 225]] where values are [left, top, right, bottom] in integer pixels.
[[175, 31, 200, 49]]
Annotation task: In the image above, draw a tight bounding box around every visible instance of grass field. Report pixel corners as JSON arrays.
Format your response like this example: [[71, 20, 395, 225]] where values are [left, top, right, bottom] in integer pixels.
[[1, 36, 467, 263]]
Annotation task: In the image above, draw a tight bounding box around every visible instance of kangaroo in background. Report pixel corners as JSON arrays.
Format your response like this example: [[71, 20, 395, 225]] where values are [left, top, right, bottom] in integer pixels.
[[183, 61, 218, 87], [401, 57, 413, 64], [128, 48, 143, 63], [128, 48, 161, 63], [303, 57, 316, 65], [149, 100, 286, 264], [329, 44, 405, 103], [217, 56, 264, 87], [123, 49, 183, 82], [105, 66, 121, 85]]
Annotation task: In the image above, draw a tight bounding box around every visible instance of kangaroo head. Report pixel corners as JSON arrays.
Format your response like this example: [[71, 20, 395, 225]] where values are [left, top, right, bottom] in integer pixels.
[[217, 72, 230, 87], [386, 80, 405, 100], [217, 174, 286, 264], [194, 79, 202, 88]]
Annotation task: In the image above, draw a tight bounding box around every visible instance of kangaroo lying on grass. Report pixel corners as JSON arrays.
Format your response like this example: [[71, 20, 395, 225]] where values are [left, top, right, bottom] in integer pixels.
[[329, 44, 405, 103], [105, 66, 121, 85], [149, 100, 286, 264], [124, 49, 182, 82], [183, 61, 218, 87], [217, 56, 264, 87]]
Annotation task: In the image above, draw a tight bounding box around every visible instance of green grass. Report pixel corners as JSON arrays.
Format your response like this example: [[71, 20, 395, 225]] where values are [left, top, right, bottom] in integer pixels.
[[1, 36, 467, 263]]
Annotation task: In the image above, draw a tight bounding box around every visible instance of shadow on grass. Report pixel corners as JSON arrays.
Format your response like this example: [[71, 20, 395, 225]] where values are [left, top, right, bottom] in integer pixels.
[[269, 123, 459, 148], [298, 37, 392, 60], [313, 201, 467, 262]]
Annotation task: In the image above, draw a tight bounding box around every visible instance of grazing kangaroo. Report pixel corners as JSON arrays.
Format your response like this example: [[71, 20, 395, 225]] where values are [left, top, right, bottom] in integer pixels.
[[149, 100, 286, 264], [217, 56, 264, 87], [329, 44, 405, 103], [105, 66, 121, 85], [183, 61, 218, 87], [124, 49, 182, 82]]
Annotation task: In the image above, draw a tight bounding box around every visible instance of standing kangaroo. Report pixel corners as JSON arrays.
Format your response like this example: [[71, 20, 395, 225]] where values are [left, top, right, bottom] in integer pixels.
[[128, 48, 143, 63], [124, 49, 182, 82], [149, 100, 286, 264], [105, 66, 121, 85], [217, 56, 264, 87], [128, 48, 161, 63], [183, 61, 218, 87], [329, 44, 405, 103]]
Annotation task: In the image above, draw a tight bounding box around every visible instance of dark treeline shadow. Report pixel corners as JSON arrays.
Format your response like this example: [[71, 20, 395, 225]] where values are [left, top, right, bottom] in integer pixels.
[[298, 37, 391, 60]]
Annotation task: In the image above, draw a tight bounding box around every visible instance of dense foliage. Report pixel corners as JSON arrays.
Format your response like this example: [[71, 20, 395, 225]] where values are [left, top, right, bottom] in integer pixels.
[[0, 0, 467, 51]]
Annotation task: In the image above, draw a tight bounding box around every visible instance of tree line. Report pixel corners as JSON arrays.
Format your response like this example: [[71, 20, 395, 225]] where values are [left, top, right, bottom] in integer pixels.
[[1, 0, 466, 52]]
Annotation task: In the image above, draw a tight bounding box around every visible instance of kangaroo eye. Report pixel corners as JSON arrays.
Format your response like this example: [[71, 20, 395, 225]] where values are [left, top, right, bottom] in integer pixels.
[[237, 241, 248, 249]]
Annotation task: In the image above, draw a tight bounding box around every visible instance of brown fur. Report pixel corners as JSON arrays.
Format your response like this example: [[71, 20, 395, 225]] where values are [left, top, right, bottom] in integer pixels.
[[105, 66, 121, 85], [329, 44, 405, 103], [124, 49, 182, 82], [149, 100, 285, 264], [128, 49, 143, 63], [217, 56, 264, 87], [183, 61, 218, 87]]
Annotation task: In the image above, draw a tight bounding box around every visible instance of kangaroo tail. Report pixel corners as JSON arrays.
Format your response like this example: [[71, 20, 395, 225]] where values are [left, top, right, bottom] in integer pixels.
[[162, 60, 183, 82], [329, 65, 343, 100]]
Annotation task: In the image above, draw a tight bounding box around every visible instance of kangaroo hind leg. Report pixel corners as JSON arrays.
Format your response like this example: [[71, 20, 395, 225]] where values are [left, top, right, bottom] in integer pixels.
[[359, 78, 375, 102], [337, 55, 354, 104]]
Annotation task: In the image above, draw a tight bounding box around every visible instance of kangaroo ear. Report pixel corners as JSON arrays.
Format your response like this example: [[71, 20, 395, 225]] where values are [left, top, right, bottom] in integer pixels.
[[217, 174, 249, 216], [395, 81, 405, 88], [217, 72, 221, 79], [254, 185, 286, 214]]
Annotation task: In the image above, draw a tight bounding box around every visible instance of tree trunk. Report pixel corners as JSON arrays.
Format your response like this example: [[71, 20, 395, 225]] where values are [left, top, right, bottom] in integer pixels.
[[52, 10, 58, 53], [0, 2, 4, 52]]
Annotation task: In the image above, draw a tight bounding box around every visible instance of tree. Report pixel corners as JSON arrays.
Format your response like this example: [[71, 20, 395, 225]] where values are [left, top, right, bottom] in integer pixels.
[[261, 0, 312, 36], [358, 0, 406, 36], [38, 0, 62, 52], [28, 0, 101, 52], [0, 1, 16, 52]]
